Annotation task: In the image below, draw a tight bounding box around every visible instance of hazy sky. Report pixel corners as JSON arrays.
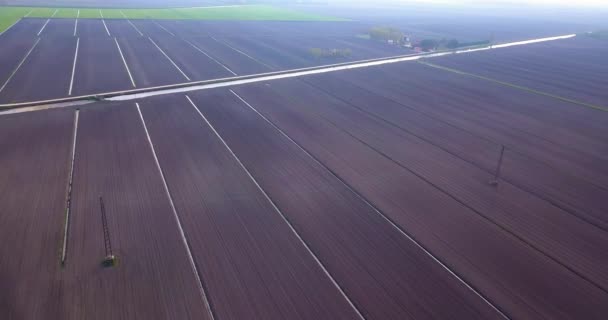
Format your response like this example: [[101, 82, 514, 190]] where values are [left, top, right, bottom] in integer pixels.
[[480, 0, 604, 5], [352, 0, 608, 8], [423, 0, 607, 7]]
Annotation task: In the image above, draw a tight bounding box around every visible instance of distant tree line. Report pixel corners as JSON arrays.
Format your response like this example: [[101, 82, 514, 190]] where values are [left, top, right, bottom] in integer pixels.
[[309, 48, 352, 59]]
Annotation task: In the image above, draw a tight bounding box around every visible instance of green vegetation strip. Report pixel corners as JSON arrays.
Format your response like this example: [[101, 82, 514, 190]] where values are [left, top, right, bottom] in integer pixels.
[[0, 5, 346, 32], [418, 60, 608, 113], [0, 7, 30, 32]]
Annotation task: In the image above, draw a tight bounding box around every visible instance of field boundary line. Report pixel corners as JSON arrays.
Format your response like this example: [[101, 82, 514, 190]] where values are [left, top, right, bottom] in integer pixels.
[[104, 53, 429, 101], [24, 10, 33, 17], [210, 36, 273, 70], [0, 18, 22, 36], [74, 10, 80, 35], [124, 16, 144, 36], [0, 38, 40, 93], [136, 102, 217, 320], [51, 9, 58, 17], [153, 21, 175, 36], [68, 38, 79, 96], [60, 109, 79, 265], [187, 94, 367, 320], [184, 39, 237, 76], [149, 37, 191, 81], [73, 15, 78, 36], [0, 33, 578, 111], [419, 61, 608, 112], [37, 19, 51, 36], [114, 38, 136, 87], [101, 18, 111, 36], [229, 89, 511, 320]]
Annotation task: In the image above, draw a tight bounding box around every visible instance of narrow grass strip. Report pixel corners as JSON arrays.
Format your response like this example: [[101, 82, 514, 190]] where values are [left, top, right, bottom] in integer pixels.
[[418, 61, 608, 112]]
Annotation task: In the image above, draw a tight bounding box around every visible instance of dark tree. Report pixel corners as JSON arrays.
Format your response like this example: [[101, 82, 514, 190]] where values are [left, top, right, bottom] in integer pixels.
[[420, 39, 438, 51]]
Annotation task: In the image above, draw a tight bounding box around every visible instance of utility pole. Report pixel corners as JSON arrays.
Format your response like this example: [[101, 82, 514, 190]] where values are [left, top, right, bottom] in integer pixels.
[[489, 145, 505, 186], [100, 196, 116, 267]]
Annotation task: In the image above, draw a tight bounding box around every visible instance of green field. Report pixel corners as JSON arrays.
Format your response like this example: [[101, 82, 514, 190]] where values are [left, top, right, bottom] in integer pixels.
[[0, 5, 346, 33], [0, 7, 29, 32]]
